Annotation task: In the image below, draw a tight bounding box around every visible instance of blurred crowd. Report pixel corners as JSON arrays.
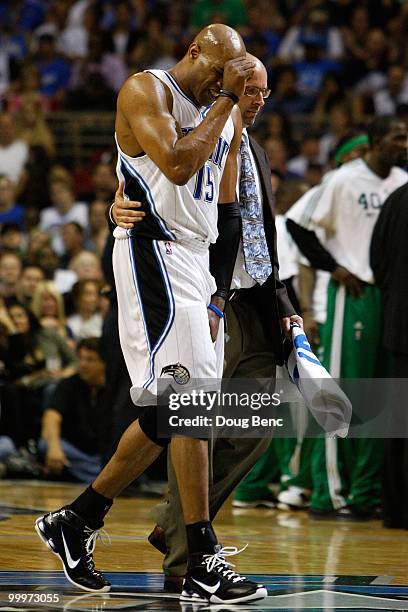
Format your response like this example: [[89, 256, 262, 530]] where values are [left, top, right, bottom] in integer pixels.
[[0, 0, 407, 511]]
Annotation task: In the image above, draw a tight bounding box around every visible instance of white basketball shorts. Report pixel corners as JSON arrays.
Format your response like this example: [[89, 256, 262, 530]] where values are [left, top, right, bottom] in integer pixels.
[[113, 228, 224, 406]]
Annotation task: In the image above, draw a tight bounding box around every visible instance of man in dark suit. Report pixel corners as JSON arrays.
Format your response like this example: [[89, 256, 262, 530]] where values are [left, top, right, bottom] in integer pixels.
[[370, 182, 408, 529], [111, 56, 301, 588]]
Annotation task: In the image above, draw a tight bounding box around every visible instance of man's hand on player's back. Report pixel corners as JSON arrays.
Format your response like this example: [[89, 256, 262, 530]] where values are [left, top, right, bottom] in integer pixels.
[[112, 180, 144, 229]]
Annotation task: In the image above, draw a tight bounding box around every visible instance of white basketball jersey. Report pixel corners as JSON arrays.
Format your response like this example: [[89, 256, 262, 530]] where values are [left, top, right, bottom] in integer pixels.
[[305, 159, 408, 283], [115, 69, 234, 245]]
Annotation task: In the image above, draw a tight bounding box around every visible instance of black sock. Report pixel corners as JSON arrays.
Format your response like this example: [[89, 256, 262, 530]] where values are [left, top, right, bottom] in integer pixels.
[[69, 486, 112, 528], [186, 520, 218, 555]]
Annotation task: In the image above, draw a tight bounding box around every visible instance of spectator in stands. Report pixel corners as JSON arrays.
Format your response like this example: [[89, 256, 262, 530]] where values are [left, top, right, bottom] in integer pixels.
[[0, 113, 29, 186], [341, 6, 371, 68], [373, 65, 408, 116], [88, 162, 117, 203], [88, 199, 109, 256], [66, 31, 123, 110], [67, 279, 103, 340], [14, 96, 56, 158], [353, 29, 394, 96], [318, 104, 352, 166], [292, 41, 340, 103], [57, 4, 97, 60], [0, 224, 24, 257], [278, 8, 343, 62], [103, 1, 138, 58], [5, 65, 50, 115], [40, 178, 88, 256], [33, 34, 71, 107], [16, 265, 45, 308], [0, 175, 24, 227], [190, 0, 247, 30], [287, 134, 321, 179], [241, 4, 284, 60], [31, 280, 71, 342], [18, 144, 52, 210], [31, 243, 77, 295], [264, 137, 301, 181], [25, 229, 51, 266], [0, 253, 22, 301], [263, 110, 295, 155], [31, 1, 70, 52], [69, 250, 103, 283], [5, 302, 76, 383], [267, 66, 311, 115], [127, 16, 176, 73], [0, 25, 27, 96], [40, 337, 106, 483], [59, 222, 85, 269], [0, 301, 76, 445], [312, 71, 345, 121]]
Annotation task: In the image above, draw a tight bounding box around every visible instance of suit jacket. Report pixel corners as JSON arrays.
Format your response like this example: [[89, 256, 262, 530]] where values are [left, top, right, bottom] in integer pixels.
[[370, 182, 408, 355], [245, 136, 295, 364]]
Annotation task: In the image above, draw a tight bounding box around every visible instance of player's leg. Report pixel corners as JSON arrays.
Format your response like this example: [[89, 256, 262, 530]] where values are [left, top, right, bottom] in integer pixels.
[[340, 284, 384, 516], [35, 415, 166, 592], [152, 296, 275, 586], [35, 235, 169, 592], [309, 281, 349, 515]]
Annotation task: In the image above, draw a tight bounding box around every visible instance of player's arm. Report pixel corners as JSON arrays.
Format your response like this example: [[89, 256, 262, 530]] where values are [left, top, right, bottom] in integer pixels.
[[286, 218, 337, 272], [209, 107, 242, 312], [286, 219, 362, 298], [206, 108, 242, 341], [117, 57, 255, 186]]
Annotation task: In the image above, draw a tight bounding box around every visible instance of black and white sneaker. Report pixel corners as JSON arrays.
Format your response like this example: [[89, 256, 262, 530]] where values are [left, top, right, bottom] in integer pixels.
[[35, 507, 110, 592], [180, 545, 267, 604]]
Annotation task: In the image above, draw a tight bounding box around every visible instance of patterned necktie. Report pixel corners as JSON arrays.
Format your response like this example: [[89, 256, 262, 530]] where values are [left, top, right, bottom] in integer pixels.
[[239, 135, 272, 285]]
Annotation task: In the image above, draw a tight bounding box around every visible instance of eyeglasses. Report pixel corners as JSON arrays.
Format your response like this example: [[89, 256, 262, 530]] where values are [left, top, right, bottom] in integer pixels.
[[244, 86, 271, 99]]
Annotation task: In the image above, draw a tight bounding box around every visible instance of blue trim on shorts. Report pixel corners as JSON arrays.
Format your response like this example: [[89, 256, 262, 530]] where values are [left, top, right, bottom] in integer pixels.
[[127, 238, 175, 392], [143, 241, 175, 389]]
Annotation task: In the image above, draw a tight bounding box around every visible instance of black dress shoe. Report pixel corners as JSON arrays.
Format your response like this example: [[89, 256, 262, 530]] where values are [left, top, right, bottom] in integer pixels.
[[148, 525, 167, 554], [164, 575, 184, 593]]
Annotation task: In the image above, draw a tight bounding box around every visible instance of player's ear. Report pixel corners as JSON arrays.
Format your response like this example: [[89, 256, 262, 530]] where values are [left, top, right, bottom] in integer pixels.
[[189, 42, 200, 60]]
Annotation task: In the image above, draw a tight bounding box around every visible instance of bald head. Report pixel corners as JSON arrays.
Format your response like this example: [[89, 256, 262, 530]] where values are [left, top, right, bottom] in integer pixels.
[[238, 54, 268, 128], [194, 24, 245, 61], [175, 23, 246, 106], [246, 53, 267, 76]]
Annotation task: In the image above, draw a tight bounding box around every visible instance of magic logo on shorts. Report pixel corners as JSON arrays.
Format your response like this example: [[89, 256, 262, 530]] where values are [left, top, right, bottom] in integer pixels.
[[161, 362, 190, 385]]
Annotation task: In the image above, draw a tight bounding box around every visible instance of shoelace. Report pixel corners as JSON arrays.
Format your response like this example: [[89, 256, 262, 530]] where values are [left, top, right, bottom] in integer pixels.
[[83, 527, 111, 569], [202, 545, 248, 583]]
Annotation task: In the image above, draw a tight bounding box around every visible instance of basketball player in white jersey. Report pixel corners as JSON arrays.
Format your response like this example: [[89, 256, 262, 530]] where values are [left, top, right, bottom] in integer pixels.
[[286, 117, 408, 519], [35, 25, 267, 605]]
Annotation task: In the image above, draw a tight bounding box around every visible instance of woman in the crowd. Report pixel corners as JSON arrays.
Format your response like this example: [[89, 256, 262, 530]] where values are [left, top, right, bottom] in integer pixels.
[[0, 300, 77, 446], [31, 280, 74, 346], [67, 279, 103, 340]]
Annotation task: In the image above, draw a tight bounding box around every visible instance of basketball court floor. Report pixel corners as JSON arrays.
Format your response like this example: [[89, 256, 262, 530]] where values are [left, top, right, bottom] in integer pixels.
[[1, 480, 408, 611]]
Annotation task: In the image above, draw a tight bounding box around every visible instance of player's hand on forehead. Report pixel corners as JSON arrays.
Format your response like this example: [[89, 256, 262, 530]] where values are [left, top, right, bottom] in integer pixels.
[[222, 57, 255, 100]]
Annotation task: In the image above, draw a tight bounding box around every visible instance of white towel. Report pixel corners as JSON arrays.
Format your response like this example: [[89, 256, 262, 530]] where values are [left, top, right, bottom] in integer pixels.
[[286, 324, 352, 438]]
